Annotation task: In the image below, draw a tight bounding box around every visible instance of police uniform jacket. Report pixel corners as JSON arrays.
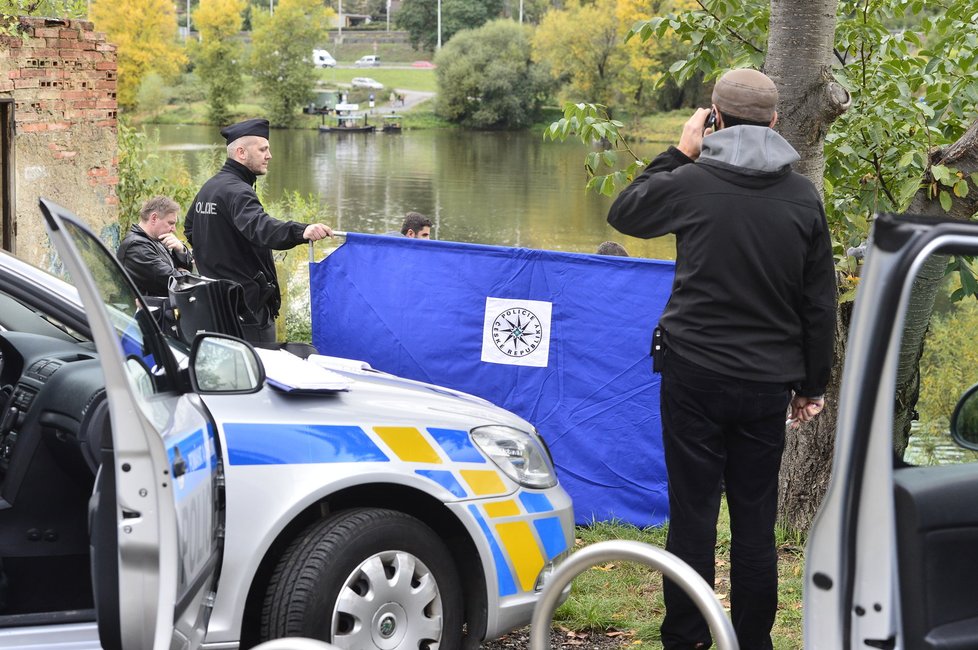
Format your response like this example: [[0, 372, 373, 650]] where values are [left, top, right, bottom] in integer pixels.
[[607, 126, 837, 397], [185, 159, 308, 320], [116, 223, 194, 297]]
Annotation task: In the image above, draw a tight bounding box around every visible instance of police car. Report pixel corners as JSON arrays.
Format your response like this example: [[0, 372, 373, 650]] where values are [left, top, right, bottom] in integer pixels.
[[0, 200, 574, 649]]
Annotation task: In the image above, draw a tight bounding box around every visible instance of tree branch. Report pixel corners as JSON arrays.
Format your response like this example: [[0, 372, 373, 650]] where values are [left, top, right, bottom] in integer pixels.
[[694, 0, 764, 53]]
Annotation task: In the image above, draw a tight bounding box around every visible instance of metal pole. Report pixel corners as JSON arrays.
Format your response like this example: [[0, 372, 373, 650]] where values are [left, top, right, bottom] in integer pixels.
[[386, 0, 390, 31], [308, 232, 348, 264], [338, 0, 342, 43], [186, 0, 191, 39], [436, 0, 441, 49], [529, 541, 740, 650], [519, 0, 523, 23]]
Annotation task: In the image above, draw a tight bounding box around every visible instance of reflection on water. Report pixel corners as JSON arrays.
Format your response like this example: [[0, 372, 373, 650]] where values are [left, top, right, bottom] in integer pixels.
[[903, 422, 978, 466], [150, 124, 677, 260]]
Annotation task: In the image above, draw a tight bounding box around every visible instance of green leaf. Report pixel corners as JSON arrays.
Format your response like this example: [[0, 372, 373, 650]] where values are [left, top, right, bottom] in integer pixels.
[[931, 164, 951, 183], [940, 190, 953, 212], [953, 179, 970, 198], [585, 151, 600, 172], [838, 287, 859, 303], [958, 262, 978, 298], [599, 174, 616, 197]]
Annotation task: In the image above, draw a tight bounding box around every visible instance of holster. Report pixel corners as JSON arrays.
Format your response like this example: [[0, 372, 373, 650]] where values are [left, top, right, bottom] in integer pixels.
[[253, 270, 280, 317]]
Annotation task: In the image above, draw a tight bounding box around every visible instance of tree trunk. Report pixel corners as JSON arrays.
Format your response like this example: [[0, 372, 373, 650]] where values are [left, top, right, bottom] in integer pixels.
[[764, 0, 848, 196], [776, 110, 978, 527], [764, 0, 849, 531], [778, 303, 850, 528]]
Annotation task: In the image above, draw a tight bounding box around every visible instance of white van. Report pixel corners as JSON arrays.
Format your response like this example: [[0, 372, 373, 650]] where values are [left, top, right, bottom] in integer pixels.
[[312, 49, 336, 68], [355, 54, 380, 67]]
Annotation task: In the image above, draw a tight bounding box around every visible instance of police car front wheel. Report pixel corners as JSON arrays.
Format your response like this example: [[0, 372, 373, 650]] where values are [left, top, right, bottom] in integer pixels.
[[260, 508, 464, 650]]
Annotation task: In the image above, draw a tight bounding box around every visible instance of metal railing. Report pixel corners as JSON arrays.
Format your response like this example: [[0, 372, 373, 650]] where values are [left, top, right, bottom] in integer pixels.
[[529, 540, 740, 650]]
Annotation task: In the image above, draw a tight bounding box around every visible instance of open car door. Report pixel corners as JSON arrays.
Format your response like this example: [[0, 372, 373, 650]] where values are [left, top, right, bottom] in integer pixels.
[[39, 199, 223, 649], [806, 213, 978, 649]]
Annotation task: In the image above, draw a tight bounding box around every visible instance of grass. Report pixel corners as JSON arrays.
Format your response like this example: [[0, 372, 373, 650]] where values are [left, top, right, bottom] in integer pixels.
[[556, 499, 805, 649], [317, 40, 435, 66], [314, 66, 438, 93]]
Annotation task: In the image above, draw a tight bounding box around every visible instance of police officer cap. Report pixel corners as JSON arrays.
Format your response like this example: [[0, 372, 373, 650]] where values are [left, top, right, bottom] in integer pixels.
[[220, 118, 270, 145], [712, 69, 778, 123]]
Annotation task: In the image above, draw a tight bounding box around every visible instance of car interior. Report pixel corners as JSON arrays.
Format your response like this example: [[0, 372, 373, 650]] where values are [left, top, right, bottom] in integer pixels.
[[0, 287, 107, 629]]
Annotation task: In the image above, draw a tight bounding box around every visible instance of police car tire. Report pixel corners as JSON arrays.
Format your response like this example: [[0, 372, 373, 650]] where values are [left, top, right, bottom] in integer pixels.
[[260, 507, 464, 650]]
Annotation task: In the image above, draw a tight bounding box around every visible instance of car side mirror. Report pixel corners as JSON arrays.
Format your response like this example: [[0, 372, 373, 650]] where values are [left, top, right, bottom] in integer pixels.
[[950, 383, 978, 451], [189, 333, 265, 394]]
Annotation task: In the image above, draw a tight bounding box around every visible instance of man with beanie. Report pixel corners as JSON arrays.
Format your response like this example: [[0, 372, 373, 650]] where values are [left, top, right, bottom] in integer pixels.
[[186, 118, 333, 344], [607, 69, 836, 649]]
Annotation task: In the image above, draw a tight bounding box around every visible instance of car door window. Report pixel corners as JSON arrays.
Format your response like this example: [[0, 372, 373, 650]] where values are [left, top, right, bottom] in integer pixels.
[[899, 258, 978, 466], [49, 219, 173, 393]]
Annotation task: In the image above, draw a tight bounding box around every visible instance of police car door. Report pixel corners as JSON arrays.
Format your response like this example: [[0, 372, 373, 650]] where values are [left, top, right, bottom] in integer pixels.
[[39, 199, 222, 649]]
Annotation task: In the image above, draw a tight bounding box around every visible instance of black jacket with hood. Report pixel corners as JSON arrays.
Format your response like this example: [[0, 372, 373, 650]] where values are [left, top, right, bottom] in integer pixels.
[[607, 125, 836, 397]]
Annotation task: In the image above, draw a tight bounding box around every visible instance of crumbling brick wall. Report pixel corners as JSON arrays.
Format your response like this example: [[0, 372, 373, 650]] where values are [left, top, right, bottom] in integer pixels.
[[0, 17, 118, 267]]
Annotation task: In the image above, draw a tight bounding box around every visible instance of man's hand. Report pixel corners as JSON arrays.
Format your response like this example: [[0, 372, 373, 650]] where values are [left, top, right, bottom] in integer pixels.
[[303, 223, 334, 241], [677, 107, 714, 160], [159, 233, 185, 253], [789, 395, 825, 428]]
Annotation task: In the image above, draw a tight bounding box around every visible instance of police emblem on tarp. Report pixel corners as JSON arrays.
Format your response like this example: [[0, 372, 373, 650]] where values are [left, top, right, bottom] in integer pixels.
[[481, 297, 552, 367]]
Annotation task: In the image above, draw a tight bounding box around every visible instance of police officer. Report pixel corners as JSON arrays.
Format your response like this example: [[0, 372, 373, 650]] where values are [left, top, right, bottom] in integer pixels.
[[185, 118, 333, 344]]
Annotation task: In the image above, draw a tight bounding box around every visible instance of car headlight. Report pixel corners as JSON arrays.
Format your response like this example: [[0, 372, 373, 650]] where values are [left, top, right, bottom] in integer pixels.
[[470, 425, 557, 488]]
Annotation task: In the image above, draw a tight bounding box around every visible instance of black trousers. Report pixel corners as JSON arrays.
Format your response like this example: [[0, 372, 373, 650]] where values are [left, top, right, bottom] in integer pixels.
[[658, 352, 791, 650]]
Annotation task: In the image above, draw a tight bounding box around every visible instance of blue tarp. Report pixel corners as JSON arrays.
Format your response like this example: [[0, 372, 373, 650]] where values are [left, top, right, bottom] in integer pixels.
[[310, 234, 675, 527]]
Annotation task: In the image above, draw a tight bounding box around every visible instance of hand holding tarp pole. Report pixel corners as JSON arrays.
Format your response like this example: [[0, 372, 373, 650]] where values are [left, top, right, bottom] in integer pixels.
[[308, 232, 348, 264]]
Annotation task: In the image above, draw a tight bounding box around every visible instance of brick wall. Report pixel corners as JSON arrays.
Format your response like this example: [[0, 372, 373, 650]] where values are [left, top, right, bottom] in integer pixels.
[[0, 17, 119, 267]]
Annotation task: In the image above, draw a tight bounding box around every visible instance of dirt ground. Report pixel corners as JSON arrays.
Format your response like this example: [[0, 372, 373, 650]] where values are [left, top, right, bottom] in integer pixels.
[[482, 626, 633, 650]]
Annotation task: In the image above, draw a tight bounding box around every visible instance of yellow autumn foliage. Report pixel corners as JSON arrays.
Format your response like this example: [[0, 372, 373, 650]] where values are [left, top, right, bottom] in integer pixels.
[[90, 0, 186, 109], [532, 0, 696, 112]]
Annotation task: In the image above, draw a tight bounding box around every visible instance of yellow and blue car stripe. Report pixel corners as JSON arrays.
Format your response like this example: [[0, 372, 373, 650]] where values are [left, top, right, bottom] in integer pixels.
[[222, 422, 568, 597]]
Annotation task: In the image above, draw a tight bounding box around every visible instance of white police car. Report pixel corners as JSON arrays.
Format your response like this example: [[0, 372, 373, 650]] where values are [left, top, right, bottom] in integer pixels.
[[0, 200, 574, 649]]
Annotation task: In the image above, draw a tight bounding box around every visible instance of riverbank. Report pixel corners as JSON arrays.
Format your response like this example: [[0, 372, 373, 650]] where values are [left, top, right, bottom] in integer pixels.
[[133, 68, 687, 141]]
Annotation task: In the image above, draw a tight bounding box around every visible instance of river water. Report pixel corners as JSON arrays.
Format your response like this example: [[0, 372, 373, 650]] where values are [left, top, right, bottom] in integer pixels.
[[150, 124, 677, 260]]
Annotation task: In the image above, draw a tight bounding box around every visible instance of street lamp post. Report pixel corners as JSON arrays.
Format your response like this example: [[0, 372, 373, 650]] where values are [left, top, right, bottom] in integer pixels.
[[437, 0, 441, 49]]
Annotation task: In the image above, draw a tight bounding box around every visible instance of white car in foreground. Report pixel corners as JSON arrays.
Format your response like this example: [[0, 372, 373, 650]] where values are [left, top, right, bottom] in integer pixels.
[[0, 200, 574, 649]]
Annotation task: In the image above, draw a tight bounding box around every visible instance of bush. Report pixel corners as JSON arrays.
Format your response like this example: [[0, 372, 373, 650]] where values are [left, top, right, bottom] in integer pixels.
[[434, 19, 551, 129]]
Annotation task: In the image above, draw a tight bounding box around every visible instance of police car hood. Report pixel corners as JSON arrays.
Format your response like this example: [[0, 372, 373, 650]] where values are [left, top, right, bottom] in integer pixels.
[[203, 353, 535, 433]]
